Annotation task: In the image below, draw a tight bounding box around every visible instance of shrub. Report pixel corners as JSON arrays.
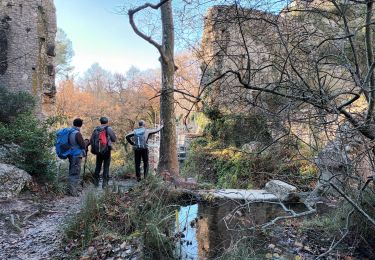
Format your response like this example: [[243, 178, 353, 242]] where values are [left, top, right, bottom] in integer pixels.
[[182, 137, 317, 189], [64, 176, 177, 259], [203, 111, 272, 148], [0, 113, 57, 182], [0, 87, 58, 184], [64, 188, 100, 247], [0, 86, 35, 124]]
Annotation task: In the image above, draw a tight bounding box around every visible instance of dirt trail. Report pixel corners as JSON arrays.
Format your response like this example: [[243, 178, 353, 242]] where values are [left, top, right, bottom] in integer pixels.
[[0, 180, 136, 260], [0, 195, 82, 260]]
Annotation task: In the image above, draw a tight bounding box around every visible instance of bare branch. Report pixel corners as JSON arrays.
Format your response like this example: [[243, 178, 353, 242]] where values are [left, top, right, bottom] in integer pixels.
[[330, 182, 375, 227], [128, 0, 170, 64], [365, 0, 375, 123]]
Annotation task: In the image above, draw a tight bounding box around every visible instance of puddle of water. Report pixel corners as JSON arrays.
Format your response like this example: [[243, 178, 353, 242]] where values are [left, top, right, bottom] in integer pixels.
[[174, 200, 303, 259]]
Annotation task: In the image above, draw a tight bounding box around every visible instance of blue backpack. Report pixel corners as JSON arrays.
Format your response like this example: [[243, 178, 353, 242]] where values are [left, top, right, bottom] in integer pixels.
[[55, 128, 81, 159], [134, 128, 146, 150]]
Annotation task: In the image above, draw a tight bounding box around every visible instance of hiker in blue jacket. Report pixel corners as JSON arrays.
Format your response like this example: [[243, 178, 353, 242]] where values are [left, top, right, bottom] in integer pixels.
[[125, 120, 163, 182], [68, 118, 86, 196]]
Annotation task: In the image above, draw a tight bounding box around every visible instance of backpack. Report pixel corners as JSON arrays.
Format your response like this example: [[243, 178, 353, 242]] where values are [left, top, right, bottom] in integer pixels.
[[55, 128, 80, 159], [91, 126, 109, 155], [134, 128, 147, 150]]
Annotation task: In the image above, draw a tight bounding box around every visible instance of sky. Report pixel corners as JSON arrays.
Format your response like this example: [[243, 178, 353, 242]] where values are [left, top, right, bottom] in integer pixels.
[[54, 0, 286, 76], [54, 0, 161, 76]]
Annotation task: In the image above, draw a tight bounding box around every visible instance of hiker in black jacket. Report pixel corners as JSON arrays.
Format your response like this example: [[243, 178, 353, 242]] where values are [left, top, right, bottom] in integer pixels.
[[126, 120, 163, 182], [90, 117, 117, 188]]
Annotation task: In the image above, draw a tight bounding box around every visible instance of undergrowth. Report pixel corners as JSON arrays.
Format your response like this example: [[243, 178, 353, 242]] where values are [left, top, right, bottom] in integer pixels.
[[0, 87, 62, 190], [300, 186, 375, 258], [63, 176, 179, 259], [182, 137, 317, 190]]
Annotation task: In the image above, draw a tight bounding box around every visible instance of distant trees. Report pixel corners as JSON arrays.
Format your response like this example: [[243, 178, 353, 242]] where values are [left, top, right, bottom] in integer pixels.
[[55, 28, 75, 79], [56, 64, 161, 140]]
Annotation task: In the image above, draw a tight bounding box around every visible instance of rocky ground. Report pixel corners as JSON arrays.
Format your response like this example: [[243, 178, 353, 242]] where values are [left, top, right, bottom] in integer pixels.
[[0, 179, 373, 260], [0, 179, 138, 260], [0, 194, 82, 259]]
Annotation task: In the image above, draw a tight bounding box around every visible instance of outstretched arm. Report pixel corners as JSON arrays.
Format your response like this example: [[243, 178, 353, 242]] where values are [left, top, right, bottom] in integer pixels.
[[148, 125, 164, 135]]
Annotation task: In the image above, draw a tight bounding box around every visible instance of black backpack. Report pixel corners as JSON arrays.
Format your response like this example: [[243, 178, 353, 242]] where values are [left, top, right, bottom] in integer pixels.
[[91, 126, 109, 155]]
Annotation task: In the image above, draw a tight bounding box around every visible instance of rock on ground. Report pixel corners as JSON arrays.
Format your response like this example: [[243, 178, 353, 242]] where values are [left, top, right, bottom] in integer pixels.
[[0, 163, 32, 199]]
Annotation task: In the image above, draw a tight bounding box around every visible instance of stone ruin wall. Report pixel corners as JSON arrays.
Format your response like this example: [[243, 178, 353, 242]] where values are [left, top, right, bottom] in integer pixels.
[[200, 5, 375, 188], [200, 5, 338, 145], [200, 6, 293, 141], [0, 0, 56, 117]]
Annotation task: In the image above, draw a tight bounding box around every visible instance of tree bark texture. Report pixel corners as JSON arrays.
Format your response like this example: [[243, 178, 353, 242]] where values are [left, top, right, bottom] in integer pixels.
[[158, 0, 179, 176], [128, 0, 179, 176]]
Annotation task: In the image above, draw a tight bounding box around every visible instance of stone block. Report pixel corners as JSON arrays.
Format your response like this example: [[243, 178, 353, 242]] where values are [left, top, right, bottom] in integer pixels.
[[264, 180, 299, 202], [0, 0, 56, 116]]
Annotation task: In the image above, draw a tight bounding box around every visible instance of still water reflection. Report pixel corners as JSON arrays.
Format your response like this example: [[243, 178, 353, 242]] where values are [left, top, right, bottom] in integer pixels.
[[175, 200, 302, 259]]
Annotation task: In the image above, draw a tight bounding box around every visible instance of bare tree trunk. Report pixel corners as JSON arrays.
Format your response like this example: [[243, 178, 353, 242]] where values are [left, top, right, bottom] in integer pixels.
[[128, 0, 179, 176], [159, 1, 179, 176]]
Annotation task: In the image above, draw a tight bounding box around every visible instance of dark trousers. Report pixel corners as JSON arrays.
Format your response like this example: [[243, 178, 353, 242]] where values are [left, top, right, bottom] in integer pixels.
[[94, 151, 111, 187], [135, 149, 148, 181], [68, 156, 82, 194]]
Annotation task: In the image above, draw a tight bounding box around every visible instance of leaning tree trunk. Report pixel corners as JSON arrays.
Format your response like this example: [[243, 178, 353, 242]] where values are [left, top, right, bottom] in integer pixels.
[[158, 1, 179, 176]]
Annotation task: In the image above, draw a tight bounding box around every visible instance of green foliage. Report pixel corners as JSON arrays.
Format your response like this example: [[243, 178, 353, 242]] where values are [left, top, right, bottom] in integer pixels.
[[124, 176, 175, 259], [64, 176, 177, 259], [214, 150, 254, 189], [300, 213, 342, 236], [0, 86, 35, 124], [194, 112, 209, 130], [187, 103, 319, 190], [182, 136, 317, 189], [0, 113, 57, 181], [349, 188, 375, 244], [56, 28, 75, 79], [217, 237, 263, 260], [0, 88, 59, 184], [203, 109, 272, 148], [300, 188, 375, 256], [64, 188, 100, 247]]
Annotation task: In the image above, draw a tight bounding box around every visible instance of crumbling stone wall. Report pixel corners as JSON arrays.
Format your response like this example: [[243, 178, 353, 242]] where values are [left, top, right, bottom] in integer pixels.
[[0, 0, 56, 117], [200, 6, 290, 142], [201, 6, 277, 113]]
